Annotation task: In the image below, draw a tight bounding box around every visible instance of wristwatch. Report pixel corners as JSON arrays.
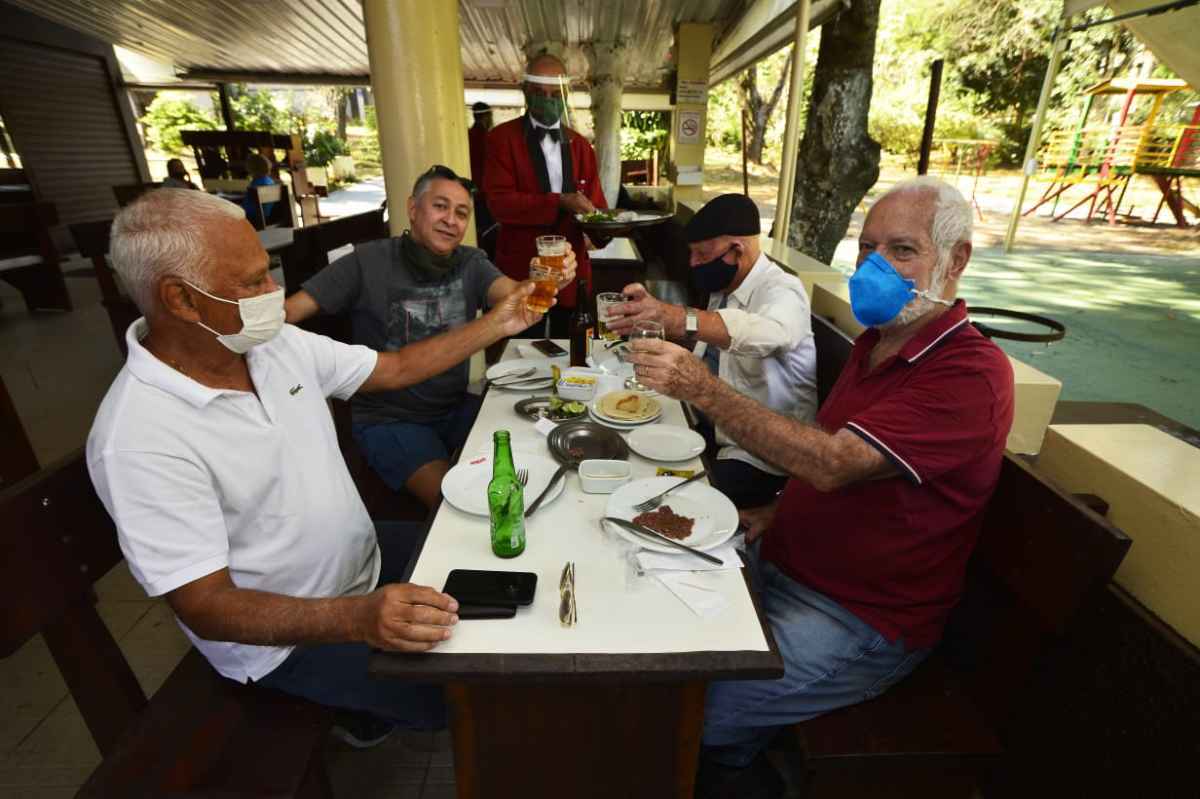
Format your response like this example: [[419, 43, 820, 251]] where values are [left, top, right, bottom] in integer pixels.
[[684, 308, 699, 342]]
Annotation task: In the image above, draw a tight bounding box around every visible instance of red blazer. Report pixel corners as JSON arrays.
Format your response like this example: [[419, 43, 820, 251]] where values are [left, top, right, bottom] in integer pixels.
[[484, 115, 607, 307]]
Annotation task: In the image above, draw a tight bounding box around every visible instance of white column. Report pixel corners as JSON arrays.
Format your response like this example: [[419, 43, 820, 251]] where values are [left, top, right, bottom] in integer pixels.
[[588, 42, 629, 208]]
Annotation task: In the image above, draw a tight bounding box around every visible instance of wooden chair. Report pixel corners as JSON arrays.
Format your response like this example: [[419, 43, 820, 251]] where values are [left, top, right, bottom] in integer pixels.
[[621, 154, 658, 186], [69, 219, 140, 356], [0, 451, 335, 798], [111, 183, 161, 208], [248, 182, 295, 230], [792, 314, 1133, 797], [0, 372, 37, 490], [0, 202, 71, 312]]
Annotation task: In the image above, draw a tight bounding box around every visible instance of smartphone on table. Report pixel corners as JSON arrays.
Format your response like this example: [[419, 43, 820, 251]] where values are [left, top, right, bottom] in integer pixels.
[[530, 339, 567, 357], [443, 569, 538, 619]]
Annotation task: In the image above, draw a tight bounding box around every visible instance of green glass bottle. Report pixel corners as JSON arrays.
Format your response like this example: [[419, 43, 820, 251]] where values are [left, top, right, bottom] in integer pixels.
[[487, 430, 526, 558]]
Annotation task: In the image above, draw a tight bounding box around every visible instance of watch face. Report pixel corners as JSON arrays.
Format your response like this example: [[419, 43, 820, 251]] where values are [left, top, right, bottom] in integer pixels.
[[686, 310, 698, 333]]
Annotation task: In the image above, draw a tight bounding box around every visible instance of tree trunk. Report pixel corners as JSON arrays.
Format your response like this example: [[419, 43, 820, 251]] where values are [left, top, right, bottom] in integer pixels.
[[786, 0, 882, 264], [336, 89, 349, 141], [741, 51, 793, 165]]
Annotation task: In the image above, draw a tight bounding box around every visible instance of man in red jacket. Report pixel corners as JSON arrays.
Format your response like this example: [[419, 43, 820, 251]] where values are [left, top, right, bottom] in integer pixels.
[[484, 53, 608, 337]]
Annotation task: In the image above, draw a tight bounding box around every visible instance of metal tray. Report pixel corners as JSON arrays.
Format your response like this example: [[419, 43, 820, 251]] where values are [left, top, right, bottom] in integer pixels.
[[513, 395, 587, 423], [546, 420, 630, 465]]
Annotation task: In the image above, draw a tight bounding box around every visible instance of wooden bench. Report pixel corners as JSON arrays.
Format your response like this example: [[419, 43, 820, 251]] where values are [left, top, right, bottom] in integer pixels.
[[0, 201, 71, 312], [0, 372, 38, 490], [69, 219, 140, 356], [0, 451, 334, 797], [791, 314, 1132, 797]]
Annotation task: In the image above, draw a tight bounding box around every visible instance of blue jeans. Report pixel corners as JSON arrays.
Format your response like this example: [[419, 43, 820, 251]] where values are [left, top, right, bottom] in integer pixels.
[[256, 521, 446, 730], [703, 549, 930, 767], [353, 395, 482, 491]]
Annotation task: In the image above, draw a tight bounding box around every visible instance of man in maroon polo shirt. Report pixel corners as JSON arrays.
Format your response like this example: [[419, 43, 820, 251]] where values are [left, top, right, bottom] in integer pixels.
[[628, 177, 1014, 798]]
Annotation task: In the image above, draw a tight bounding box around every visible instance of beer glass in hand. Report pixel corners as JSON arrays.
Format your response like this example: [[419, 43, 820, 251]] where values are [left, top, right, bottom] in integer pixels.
[[627, 320, 664, 393], [527, 235, 570, 314], [595, 292, 625, 341]]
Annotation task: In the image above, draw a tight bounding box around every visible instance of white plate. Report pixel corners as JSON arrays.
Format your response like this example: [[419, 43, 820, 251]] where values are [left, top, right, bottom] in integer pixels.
[[590, 397, 662, 425], [486, 358, 555, 391], [587, 407, 657, 431], [442, 452, 564, 516], [605, 477, 739, 553], [627, 425, 706, 462]]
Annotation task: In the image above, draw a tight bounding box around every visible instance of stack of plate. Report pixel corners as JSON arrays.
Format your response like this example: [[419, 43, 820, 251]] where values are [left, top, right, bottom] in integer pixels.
[[588, 390, 662, 430]]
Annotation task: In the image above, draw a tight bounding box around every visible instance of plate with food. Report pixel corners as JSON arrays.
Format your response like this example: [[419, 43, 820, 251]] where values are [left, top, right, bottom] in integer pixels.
[[575, 209, 673, 232], [485, 359, 555, 391], [546, 419, 630, 464], [514, 395, 588, 423], [606, 477, 738, 553], [593, 390, 662, 424]]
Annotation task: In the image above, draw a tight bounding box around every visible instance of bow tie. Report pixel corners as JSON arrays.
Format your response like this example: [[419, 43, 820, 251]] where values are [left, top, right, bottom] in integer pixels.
[[539, 127, 561, 144]]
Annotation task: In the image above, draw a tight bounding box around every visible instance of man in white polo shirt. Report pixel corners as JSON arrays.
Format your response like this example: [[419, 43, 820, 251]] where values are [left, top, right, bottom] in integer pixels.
[[87, 189, 545, 747]]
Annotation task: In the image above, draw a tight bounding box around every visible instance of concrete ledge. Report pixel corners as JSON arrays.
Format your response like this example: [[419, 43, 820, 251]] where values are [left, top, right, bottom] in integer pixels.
[[1036, 424, 1200, 648]]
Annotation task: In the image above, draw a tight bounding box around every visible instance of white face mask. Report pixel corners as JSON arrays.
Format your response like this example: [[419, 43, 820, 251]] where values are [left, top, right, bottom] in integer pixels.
[[184, 281, 285, 354]]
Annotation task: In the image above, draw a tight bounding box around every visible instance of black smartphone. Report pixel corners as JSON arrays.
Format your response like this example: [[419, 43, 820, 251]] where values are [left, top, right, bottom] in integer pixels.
[[443, 569, 538, 606], [530, 339, 568, 357], [456, 603, 517, 620]]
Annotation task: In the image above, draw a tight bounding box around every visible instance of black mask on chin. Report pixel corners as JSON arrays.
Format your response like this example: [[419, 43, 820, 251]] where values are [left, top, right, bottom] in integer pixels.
[[690, 245, 740, 293]]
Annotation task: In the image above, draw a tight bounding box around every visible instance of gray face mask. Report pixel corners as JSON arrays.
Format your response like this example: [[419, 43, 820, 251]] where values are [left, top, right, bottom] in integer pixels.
[[184, 281, 285, 354]]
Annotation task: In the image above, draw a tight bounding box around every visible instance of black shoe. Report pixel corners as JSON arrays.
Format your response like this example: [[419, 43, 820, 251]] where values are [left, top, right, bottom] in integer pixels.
[[330, 711, 397, 749], [695, 751, 785, 799]]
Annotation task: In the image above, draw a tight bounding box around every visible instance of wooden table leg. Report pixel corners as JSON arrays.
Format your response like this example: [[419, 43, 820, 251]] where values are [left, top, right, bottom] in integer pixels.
[[447, 680, 707, 799]]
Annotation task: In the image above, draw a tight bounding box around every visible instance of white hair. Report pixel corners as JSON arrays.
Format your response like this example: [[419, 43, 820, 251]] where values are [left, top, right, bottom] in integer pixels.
[[109, 189, 243, 313], [878, 176, 973, 277]]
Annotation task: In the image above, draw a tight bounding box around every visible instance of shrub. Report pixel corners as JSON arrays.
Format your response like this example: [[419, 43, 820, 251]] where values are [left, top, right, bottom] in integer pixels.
[[304, 129, 350, 167], [140, 95, 218, 154]]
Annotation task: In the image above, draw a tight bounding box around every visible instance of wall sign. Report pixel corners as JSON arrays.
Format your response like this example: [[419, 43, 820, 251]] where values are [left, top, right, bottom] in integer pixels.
[[678, 111, 703, 145]]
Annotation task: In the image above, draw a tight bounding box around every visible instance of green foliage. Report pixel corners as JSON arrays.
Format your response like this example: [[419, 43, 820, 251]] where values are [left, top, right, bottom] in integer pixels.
[[619, 111, 668, 160], [304, 129, 350, 167], [229, 86, 302, 133], [364, 104, 378, 132], [139, 95, 217, 154]]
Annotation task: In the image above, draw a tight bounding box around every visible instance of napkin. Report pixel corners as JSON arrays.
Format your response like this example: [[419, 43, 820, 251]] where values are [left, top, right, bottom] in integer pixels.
[[636, 542, 742, 573], [657, 572, 729, 619]]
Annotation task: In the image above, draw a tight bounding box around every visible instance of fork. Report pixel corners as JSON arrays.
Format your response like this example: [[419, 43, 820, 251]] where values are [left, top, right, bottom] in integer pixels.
[[517, 468, 529, 487], [632, 470, 708, 513], [488, 367, 537, 386]]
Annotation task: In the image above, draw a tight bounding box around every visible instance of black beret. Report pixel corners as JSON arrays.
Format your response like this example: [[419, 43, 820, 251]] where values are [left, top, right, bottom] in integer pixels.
[[684, 193, 760, 243]]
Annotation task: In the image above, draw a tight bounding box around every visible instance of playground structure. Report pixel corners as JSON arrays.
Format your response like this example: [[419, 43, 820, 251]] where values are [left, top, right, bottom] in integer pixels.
[[1024, 77, 1199, 226]]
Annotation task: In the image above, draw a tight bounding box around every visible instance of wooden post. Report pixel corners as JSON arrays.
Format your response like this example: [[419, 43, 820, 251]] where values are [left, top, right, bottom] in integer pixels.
[[917, 59, 944, 176], [217, 83, 236, 132]]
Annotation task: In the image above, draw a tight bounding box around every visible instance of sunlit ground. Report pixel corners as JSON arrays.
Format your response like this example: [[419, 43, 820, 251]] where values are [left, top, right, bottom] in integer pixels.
[[702, 148, 1200, 430]]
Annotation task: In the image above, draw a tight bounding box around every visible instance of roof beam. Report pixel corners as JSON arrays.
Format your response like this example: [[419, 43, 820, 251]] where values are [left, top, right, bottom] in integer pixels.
[[708, 0, 847, 86], [179, 69, 369, 86]]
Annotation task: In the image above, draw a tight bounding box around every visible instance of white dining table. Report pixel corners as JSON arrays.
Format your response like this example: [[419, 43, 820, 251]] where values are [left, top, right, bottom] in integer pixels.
[[370, 339, 781, 799], [405, 340, 770, 656]]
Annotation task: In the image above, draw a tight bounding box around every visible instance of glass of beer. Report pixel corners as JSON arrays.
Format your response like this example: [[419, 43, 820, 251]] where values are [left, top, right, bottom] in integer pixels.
[[595, 292, 625, 341], [527, 258, 559, 314], [535, 235, 569, 271]]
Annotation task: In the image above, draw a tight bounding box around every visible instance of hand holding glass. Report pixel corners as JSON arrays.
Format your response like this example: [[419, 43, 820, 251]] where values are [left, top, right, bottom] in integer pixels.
[[596, 292, 625, 341], [627, 320, 664, 392]]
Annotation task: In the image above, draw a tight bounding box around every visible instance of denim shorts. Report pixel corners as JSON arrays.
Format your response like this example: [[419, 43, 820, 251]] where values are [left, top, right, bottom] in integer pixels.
[[353, 395, 482, 490]]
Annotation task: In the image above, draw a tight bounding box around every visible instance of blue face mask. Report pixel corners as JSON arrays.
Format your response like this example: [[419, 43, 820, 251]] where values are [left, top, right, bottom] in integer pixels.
[[849, 252, 915, 327]]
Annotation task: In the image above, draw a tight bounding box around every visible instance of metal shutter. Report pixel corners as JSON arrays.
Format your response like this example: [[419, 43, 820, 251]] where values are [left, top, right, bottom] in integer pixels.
[[0, 38, 139, 246]]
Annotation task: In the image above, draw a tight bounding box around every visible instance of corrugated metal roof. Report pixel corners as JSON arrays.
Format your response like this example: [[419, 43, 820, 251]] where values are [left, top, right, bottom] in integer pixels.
[[8, 0, 747, 88]]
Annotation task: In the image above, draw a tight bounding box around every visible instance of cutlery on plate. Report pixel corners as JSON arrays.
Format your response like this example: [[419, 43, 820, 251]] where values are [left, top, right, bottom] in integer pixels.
[[488, 368, 538, 385], [525, 462, 571, 517], [631, 470, 708, 513], [602, 517, 724, 566]]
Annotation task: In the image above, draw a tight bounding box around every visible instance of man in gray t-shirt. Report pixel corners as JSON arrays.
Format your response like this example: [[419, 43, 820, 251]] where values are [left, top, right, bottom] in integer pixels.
[[286, 165, 575, 508]]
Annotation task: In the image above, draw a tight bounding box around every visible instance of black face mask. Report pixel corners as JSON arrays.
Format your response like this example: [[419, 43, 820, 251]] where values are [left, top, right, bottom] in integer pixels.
[[400, 231, 461, 282], [690, 245, 740, 293]]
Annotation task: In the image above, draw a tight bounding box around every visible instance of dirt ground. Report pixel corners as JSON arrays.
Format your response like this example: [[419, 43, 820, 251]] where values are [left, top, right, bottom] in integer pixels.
[[702, 148, 1200, 429]]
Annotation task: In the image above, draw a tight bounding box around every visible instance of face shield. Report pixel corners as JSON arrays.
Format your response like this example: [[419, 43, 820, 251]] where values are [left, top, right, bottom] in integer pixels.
[[523, 72, 572, 129]]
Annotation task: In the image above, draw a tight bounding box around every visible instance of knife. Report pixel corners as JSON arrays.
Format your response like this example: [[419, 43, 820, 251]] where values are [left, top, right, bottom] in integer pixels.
[[525, 463, 571, 517], [602, 517, 724, 566]]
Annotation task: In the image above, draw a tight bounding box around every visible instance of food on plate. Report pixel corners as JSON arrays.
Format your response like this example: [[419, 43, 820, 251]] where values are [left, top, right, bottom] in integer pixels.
[[598, 390, 660, 421], [578, 209, 618, 223], [632, 505, 695, 540], [546, 395, 587, 421]]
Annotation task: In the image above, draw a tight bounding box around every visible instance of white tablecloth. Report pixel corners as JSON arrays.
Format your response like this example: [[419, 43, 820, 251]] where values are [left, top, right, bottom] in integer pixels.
[[411, 342, 770, 655]]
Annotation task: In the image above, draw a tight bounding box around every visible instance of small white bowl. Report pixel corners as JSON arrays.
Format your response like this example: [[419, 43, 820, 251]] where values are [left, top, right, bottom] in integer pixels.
[[578, 459, 632, 494], [557, 368, 600, 401]]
